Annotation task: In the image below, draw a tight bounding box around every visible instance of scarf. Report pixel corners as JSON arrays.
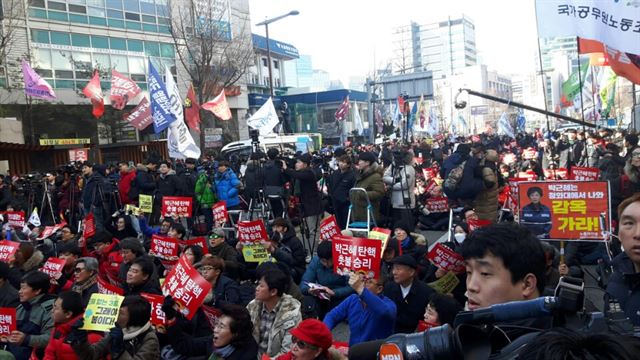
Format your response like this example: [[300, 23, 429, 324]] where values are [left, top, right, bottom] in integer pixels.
[[401, 235, 413, 250], [72, 274, 97, 294], [212, 344, 235, 358], [123, 321, 151, 341]]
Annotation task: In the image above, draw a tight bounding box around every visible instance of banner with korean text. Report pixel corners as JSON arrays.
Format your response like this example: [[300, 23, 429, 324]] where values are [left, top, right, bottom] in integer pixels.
[[1, 211, 25, 228], [212, 201, 228, 226], [0, 308, 16, 337], [0, 241, 19, 262], [427, 243, 465, 274], [149, 235, 180, 261], [319, 215, 340, 242], [81, 293, 124, 331], [517, 181, 610, 240], [41, 258, 66, 280], [140, 292, 166, 326], [162, 256, 212, 320], [569, 166, 600, 181], [161, 196, 193, 217], [332, 235, 382, 279]]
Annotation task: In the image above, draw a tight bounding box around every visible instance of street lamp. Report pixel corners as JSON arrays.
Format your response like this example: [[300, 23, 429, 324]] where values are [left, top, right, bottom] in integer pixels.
[[256, 10, 299, 97]]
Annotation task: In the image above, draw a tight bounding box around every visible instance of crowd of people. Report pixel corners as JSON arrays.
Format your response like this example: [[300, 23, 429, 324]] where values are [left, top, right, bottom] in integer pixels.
[[0, 126, 640, 359]]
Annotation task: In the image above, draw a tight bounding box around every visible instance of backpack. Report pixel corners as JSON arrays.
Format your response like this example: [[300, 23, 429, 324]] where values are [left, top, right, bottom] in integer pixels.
[[444, 160, 466, 194]]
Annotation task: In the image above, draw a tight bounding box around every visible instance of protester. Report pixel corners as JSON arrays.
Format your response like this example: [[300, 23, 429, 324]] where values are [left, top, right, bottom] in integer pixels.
[[275, 319, 341, 360], [71, 257, 99, 308], [0, 262, 19, 308], [265, 217, 306, 283], [327, 154, 356, 229], [214, 160, 241, 209], [117, 161, 136, 205], [196, 255, 242, 307], [351, 152, 385, 225]]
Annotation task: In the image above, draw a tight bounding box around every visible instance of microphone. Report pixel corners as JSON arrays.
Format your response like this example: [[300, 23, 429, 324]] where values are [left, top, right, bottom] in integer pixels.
[[454, 296, 557, 327], [348, 339, 385, 360]]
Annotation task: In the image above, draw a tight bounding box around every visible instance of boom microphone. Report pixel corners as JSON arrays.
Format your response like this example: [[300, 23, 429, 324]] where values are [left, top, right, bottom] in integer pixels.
[[454, 296, 557, 327]]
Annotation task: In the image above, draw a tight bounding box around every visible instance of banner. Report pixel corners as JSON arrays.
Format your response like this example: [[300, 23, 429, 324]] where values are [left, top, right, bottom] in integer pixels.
[[467, 219, 492, 233], [81, 293, 124, 331], [368, 227, 392, 253], [21, 60, 56, 100], [0, 308, 16, 336], [148, 60, 176, 133], [0, 241, 19, 262], [139, 194, 153, 213], [184, 84, 201, 132], [161, 196, 193, 218], [543, 168, 569, 180], [212, 201, 228, 226], [123, 97, 153, 131], [237, 220, 268, 244], [570, 166, 600, 181], [1, 211, 25, 228], [201, 305, 221, 331], [97, 275, 124, 295], [422, 168, 438, 180], [39, 138, 90, 146], [202, 89, 232, 120], [517, 181, 610, 240], [165, 66, 201, 159], [162, 256, 212, 320], [353, 101, 364, 136], [242, 245, 274, 263], [82, 71, 104, 118], [125, 204, 141, 216], [517, 171, 538, 181], [149, 235, 180, 260], [37, 222, 67, 241], [427, 271, 460, 294], [247, 97, 279, 136], [535, 0, 640, 55], [40, 257, 65, 279], [184, 237, 208, 255], [68, 148, 89, 162], [425, 197, 449, 213], [334, 96, 350, 121], [427, 244, 465, 274], [319, 215, 340, 242], [110, 69, 141, 110], [84, 212, 96, 239], [578, 37, 640, 85], [140, 292, 166, 326], [332, 235, 382, 279]]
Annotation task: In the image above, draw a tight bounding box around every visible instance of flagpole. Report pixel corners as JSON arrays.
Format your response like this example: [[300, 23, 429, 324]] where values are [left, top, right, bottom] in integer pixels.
[[576, 38, 588, 140], [534, 0, 552, 133]]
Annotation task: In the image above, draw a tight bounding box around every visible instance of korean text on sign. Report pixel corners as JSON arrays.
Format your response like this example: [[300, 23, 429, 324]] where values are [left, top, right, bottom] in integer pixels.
[[427, 243, 465, 274], [149, 235, 179, 260], [0, 241, 19, 262], [162, 256, 211, 320], [319, 215, 340, 242], [425, 197, 449, 213], [161, 196, 193, 217], [0, 308, 16, 336], [81, 293, 124, 332], [212, 201, 228, 226], [332, 235, 382, 279], [237, 220, 268, 244]]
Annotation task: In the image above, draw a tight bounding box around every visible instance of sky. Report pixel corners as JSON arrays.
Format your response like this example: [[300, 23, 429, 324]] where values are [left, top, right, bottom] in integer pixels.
[[248, 0, 541, 86]]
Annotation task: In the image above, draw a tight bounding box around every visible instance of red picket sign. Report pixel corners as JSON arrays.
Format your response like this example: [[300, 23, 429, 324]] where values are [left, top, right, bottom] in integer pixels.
[[97, 275, 124, 295], [427, 243, 465, 274], [467, 218, 492, 233], [162, 256, 212, 320], [149, 235, 180, 260], [508, 178, 528, 199], [0, 308, 17, 336], [201, 305, 222, 331], [543, 168, 568, 180], [184, 237, 209, 255], [0, 241, 20, 263], [162, 196, 193, 218], [425, 197, 449, 213], [332, 235, 382, 279], [1, 211, 25, 228], [84, 213, 96, 239], [212, 201, 228, 226], [569, 166, 600, 181], [140, 292, 166, 326], [522, 147, 537, 160], [422, 168, 438, 180], [40, 257, 66, 280], [36, 222, 67, 241], [517, 171, 538, 181], [319, 215, 341, 242], [237, 220, 268, 244], [424, 179, 437, 194]]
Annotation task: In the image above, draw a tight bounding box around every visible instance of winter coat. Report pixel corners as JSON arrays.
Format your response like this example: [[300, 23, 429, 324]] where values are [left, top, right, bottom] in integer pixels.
[[214, 169, 241, 208], [43, 314, 103, 360], [72, 323, 160, 360], [557, 139, 584, 169], [351, 163, 385, 224], [211, 274, 242, 307], [271, 226, 306, 283], [244, 161, 265, 199], [520, 203, 552, 237], [7, 294, 56, 360], [246, 294, 302, 358], [166, 320, 259, 360], [384, 278, 435, 334], [90, 239, 122, 286], [610, 161, 640, 221], [176, 167, 197, 198], [0, 280, 18, 308], [606, 252, 640, 326], [122, 277, 162, 296], [597, 153, 625, 181], [284, 167, 323, 217], [383, 164, 416, 209], [118, 169, 137, 205], [300, 256, 354, 301], [129, 164, 156, 201], [328, 168, 356, 207], [208, 242, 242, 279], [473, 153, 500, 222], [82, 173, 107, 212], [441, 153, 484, 200], [156, 171, 183, 199], [263, 160, 288, 189], [195, 173, 216, 208]]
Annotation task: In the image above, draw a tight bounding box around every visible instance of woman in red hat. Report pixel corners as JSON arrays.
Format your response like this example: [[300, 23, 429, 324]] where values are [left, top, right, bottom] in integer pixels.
[[275, 319, 345, 360]]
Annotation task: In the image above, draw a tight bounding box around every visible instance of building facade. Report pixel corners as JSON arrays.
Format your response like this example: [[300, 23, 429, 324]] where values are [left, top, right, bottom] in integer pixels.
[[248, 33, 299, 95]]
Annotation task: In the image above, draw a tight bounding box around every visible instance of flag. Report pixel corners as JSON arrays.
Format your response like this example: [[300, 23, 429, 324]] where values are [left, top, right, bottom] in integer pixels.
[[21, 60, 56, 100], [28, 208, 40, 227], [578, 37, 640, 85], [123, 97, 153, 130], [110, 70, 141, 110], [560, 61, 589, 108], [598, 67, 617, 119], [374, 104, 383, 133], [457, 113, 468, 135], [164, 66, 201, 159], [82, 70, 104, 118], [397, 95, 405, 111], [497, 112, 515, 138], [334, 96, 350, 121], [247, 97, 279, 136], [392, 98, 401, 127], [202, 90, 232, 120], [148, 60, 176, 133], [408, 102, 417, 132], [353, 101, 364, 136], [184, 84, 201, 132], [428, 105, 439, 136], [418, 94, 427, 129], [517, 109, 526, 132]]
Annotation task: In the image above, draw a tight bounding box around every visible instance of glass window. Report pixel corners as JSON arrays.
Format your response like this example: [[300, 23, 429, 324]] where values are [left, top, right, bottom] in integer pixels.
[[126, 21, 142, 30], [29, 8, 48, 18], [156, 4, 168, 17], [157, 25, 169, 34], [89, 16, 107, 25], [110, 54, 128, 72], [108, 19, 125, 28], [107, 9, 122, 18], [52, 50, 73, 70], [125, 12, 140, 21], [75, 70, 92, 79], [144, 41, 159, 57], [131, 74, 146, 81], [47, 1, 66, 11], [161, 58, 175, 72], [106, 0, 122, 9], [140, 0, 155, 14], [123, 0, 139, 11], [55, 79, 75, 88], [69, 0, 87, 4], [109, 37, 126, 50], [55, 70, 74, 79], [137, 82, 147, 90], [156, 17, 169, 25], [35, 69, 53, 78], [35, 48, 52, 69], [69, 14, 88, 23], [128, 56, 145, 74], [31, 29, 50, 43], [141, 14, 155, 23], [30, 0, 45, 8], [127, 39, 143, 52], [149, 56, 162, 72], [93, 53, 110, 68], [50, 32, 71, 45], [47, 11, 69, 21], [142, 23, 157, 32], [160, 43, 174, 58], [87, 6, 105, 16], [91, 35, 109, 49], [68, 4, 86, 13], [72, 52, 92, 70], [86, 0, 104, 5], [71, 33, 90, 47]]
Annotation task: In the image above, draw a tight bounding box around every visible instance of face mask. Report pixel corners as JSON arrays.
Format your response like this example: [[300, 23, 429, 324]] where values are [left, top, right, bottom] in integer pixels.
[[454, 233, 466, 244]]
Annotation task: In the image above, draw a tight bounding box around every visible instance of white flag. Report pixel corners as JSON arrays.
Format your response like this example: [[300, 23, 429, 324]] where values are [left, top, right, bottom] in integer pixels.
[[427, 106, 439, 136], [247, 98, 279, 136], [497, 112, 515, 139], [353, 101, 364, 136], [164, 66, 201, 159], [28, 208, 40, 227]]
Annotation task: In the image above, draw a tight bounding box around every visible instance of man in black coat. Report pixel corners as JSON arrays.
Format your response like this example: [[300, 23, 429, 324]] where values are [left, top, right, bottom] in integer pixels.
[[556, 129, 584, 170], [383, 255, 435, 333], [327, 154, 356, 229], [264, 217, 306, 283], [263, 148, 289, 218]]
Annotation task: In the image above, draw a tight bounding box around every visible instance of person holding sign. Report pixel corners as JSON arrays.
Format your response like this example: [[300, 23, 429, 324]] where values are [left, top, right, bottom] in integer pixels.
[[123, 257, 161, 296], [520, 186, 552, 239], [195, 256, 242, 307], [265, 218, 306, 283]]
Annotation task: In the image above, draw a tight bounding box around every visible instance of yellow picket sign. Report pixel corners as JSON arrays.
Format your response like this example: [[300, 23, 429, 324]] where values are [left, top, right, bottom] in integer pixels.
[[139, 195, 153, 213], [81, 293, 124, 332], [125, 204, 141, 216], [242, 244, 275, 263], [427, 272, 460, 294]]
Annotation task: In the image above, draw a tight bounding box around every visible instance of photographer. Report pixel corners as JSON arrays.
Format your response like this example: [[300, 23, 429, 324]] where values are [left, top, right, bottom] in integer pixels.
[[383, 148, 416, 231], [327, 154, 356, 229], [264, 148, 289, 218], [81, 164, 109, 232]]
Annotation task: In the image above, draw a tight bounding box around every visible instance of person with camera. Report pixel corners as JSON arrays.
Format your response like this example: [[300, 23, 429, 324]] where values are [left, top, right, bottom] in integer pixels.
[[327, 154, 356, 230], [263, 148, 289, 219], [383, 149, 416, 231], [81, 163, 109, 232]]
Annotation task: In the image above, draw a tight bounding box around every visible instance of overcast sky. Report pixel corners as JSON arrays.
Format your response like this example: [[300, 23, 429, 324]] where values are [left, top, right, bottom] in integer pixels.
[[248, 0, 541, 85]]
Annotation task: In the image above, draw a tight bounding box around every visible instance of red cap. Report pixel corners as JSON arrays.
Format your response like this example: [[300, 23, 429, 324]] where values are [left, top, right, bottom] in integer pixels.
[[289, 319, 332, 351]]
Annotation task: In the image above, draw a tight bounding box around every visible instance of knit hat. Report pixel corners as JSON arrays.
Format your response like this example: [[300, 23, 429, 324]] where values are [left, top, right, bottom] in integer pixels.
[[358, 151, 377, 164], [290, 319, 333, 352], [120, 237, 144, 256], [391, 254, 418, 269]]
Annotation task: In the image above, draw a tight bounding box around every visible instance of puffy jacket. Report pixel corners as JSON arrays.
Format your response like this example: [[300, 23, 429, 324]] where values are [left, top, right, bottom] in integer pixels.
[[606, 252, 640, 326], [214, 169, 241, 207], [118, 169, 137, 205], [129, 165, 156, 201], [72, 322, 159, 360], [247, 294, 302, 358], [43, 314, 103, 360], [156, 171, 183, 199], [383, 164, 416, 209], [352, 163, 385, 223], [473, 153, 500, 222], [7, 294, 56, 360], [441, 153, 483, 200], [194, 173, 216, 208], [300, 256, 354, 301]]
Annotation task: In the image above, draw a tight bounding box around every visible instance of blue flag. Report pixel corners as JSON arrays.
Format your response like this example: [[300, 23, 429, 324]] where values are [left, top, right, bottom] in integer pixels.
[[408, 102, 417, 132], [497, 112, 515, 138], [148, 60, 176, 133], [517, 109, 526, 132]]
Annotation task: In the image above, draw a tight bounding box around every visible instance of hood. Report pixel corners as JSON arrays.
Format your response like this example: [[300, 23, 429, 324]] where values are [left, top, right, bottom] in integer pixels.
[[358, 161, 380, 180]]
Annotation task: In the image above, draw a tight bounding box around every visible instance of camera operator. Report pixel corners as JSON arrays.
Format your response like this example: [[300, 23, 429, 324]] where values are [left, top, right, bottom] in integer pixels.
[[383, 147, 416, 231], [195, 162, 216, 231], [81, 164, 109, 232], [263, 148, 288, 218], [556, 129, 584, 170], [243, 151, 266, 201], [327, 154, 356, 229]]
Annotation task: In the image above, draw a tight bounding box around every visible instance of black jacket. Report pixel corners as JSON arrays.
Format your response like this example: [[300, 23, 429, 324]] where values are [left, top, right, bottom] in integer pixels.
[[82, 172, 107, 211], [384, 278, 435, 333], [328, 168, 356, 205], [130, 165, 156, 200], [285, 167, 322, 217], [0, 280, 19, 308], [176, 167, 197, 198], [243, 161, 265, 199], [166, 320, 259, 360], [157, 172, 183, 198], [606, 252, 640, 326], [271, 226, 306, 282], [212, 274, 242, 307], [263, 160, 287, 187]]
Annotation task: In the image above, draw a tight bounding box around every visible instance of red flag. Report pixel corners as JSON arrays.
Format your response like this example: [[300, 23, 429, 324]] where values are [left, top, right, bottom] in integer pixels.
[[334, 96, 350, 121], [82, 71, 104, 118], [110, 70, 141, 110], [202, 90, 232, 120], [397, 95, 405, 111], [578, 37, 640, 85], [123, 97, 153, 130], [184, 84, 201, 132]]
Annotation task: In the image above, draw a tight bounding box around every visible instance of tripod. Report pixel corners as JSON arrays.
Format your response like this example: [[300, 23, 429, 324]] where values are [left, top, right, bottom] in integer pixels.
[[39, 182, 57, 225]]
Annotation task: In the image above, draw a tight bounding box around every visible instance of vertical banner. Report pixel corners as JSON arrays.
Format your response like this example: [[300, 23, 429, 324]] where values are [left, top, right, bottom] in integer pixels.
[[518, 181, 610, 240], [81, 293, 124, 331], [161, 196, 193, 217], [162, 256, 212, 320], [319, 215, 340, 242], [332, 235, 382, 279], [212, 201, 228, 226], [0, 308, 17, 336]]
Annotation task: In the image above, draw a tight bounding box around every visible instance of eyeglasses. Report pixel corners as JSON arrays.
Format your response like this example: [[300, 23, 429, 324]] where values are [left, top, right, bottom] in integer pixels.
[[197, 266, 215, 272], [74, 267, 85, 273], [292, 337, 318, 351]]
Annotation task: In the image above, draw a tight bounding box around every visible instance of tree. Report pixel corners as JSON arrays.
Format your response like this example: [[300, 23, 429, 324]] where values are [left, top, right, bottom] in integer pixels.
[[0, 0, 26, 67], [168, 0, 254, 146]]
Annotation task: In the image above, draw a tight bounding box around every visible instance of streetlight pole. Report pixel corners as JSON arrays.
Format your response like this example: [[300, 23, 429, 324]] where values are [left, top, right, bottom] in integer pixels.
[[256, 10, 299, 98]]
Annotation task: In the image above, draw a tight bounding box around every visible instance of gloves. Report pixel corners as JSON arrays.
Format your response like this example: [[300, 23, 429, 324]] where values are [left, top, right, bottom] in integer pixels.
[[161, 295, 178, 321], [109, 325, 124, 355], [65, 318, 87, 344]]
